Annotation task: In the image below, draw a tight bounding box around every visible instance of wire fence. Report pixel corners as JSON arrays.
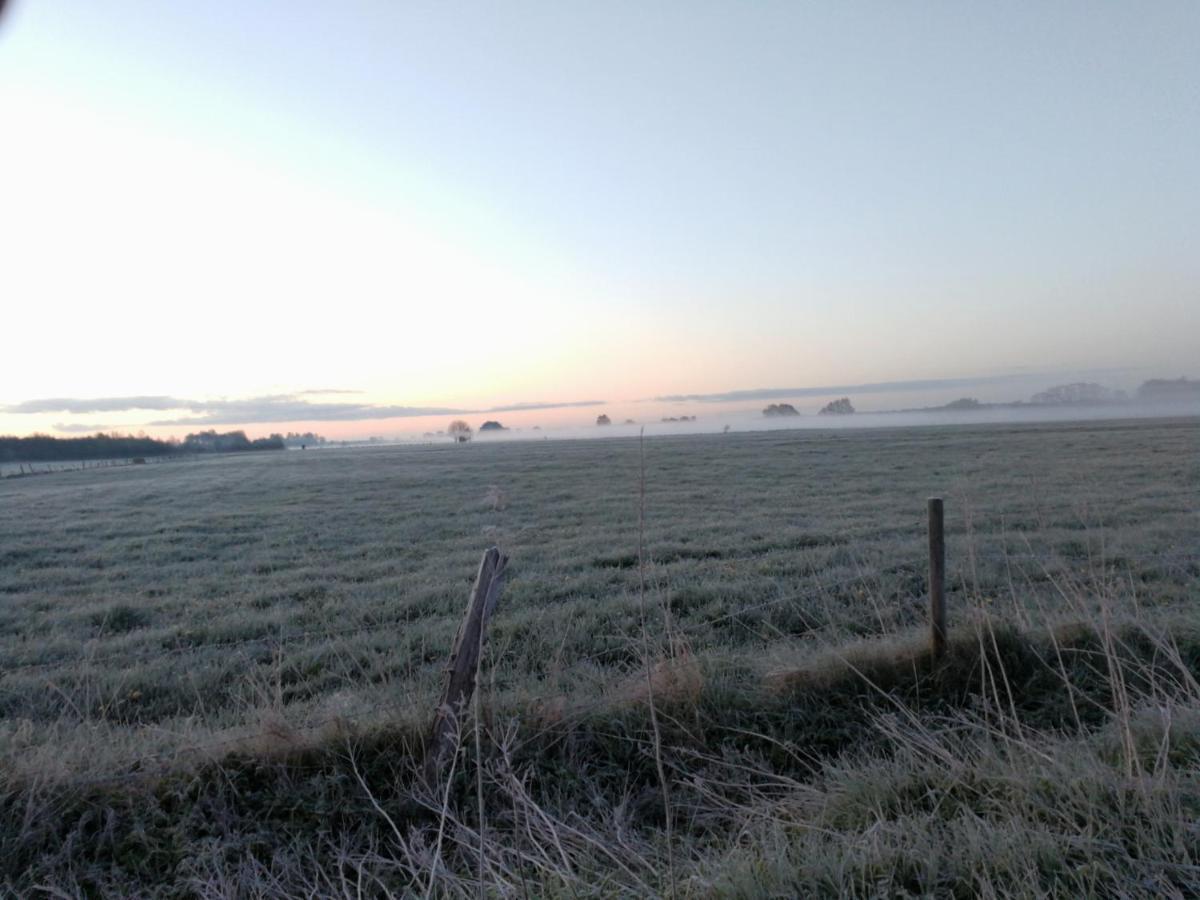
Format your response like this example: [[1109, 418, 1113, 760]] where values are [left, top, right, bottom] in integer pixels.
[[59, 564, 1186, 793], [2, 549, 1193, 680], [0, 455, 187, 479], [1, 544, 1195, 679], [27, 595, 834, 791], [2, 485, 1197, 789]]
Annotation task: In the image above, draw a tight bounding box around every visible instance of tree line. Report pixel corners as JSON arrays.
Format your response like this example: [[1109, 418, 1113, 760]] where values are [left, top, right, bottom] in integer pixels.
[[0, 430, 285, 463]]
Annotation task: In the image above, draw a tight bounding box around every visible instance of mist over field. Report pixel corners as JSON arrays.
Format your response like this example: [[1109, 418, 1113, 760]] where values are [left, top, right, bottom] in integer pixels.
[[405, 377, 1200, 444], [461, 400, 1200, 443]]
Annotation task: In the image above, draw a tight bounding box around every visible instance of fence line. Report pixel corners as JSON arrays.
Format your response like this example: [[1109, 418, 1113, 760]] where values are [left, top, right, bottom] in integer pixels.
[[0, 455, 184, 479], [1, 547, 1194, 680], [2, 427, 1197, 799], [2, 487, 1197, 791], [14, 563, 1200, 790]]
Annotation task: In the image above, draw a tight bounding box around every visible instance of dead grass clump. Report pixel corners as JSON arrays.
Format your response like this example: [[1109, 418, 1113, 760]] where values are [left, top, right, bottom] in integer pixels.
[[529, 694, 568, 727], [762, 619, 1034, 697], [483, 484, 508, 511], [616, 645, 704, 708], [764, 630, 934, 694]]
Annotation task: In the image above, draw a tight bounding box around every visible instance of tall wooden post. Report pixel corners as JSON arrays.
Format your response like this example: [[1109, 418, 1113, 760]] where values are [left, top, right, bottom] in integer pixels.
[[424, 547, 508, 782], [928, 497, 946, 660]]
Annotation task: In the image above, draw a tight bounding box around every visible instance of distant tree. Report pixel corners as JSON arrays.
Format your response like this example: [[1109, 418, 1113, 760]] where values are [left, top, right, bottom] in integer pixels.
[[180, 430, 284, 453], [623, 419, 636, 425], [596, 414, 611, 426], [447, 420, 473, 443], [251, 434, 285, 451], [1137, 377, 1200, 403], [183, 429, 251, 452], [941, 398, 982, 410], [1030, 383, 1126, 405], [282, 431, 328, 448], [0, 432, 174, 464], [819, 398, 855, 415], [762, 403, 800, 417], [478, 420, 506, 432]]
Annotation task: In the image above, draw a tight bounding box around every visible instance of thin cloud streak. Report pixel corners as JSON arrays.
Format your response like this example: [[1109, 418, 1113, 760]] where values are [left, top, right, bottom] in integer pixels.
[[5, 393, 608, 427], [52, 422, 122, 433], [5, 396, 197, 414], [652, 374, 1046, 404], [151, 398, 607, 425], [483, 400, 604, 413], [147, 401, 465, 426]]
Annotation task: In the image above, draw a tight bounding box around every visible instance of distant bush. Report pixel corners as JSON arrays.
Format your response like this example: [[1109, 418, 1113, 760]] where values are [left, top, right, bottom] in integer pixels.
[[282, 431, 328, 448], [182, 430, 284, 453], [253, 434, 286, 451], [762, 403, 799, 417], [1137, 377, 1200, 402], [479, 421, 506, 432], [596, 414, 611, 426], [819, 398, 855, 415], [1030, 383, 1126, 405], [941, 397, 981, 410], [92, 604, 150, 633]]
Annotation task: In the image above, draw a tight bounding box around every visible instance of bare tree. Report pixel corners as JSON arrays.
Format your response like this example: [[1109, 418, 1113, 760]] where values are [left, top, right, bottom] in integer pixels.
[[447, 420, 473, 443]]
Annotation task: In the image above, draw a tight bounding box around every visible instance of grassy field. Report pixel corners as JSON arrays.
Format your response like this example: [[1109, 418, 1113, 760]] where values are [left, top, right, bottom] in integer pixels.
[[1, 417, 1197, 896]]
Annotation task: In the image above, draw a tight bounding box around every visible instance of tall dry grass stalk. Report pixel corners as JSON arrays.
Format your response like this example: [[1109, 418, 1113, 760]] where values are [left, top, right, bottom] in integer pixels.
[[636, 428, 676, 898]]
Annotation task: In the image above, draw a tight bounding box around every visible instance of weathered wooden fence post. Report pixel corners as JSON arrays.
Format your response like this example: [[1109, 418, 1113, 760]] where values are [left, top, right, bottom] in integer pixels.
[[928, 497, 946, 659], [424, 547, 508, 782]]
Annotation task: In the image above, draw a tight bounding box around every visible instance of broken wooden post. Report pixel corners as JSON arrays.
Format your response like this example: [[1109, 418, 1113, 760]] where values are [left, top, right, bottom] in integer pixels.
[[928, 497, 946, 660], [425, 547, 508, 782]]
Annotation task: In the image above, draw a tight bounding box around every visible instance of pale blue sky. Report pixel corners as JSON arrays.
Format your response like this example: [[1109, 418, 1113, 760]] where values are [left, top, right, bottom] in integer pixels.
[[1, 2, 1197, 437]]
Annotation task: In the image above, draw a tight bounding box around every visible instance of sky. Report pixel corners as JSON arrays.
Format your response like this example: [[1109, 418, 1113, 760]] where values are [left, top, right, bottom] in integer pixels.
[[1, 1, 1197, 439]]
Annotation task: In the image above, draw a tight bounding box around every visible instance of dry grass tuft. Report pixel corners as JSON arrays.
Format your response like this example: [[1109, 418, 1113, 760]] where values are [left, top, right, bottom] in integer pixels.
[[483, 484, 508, 511], [764, 629, 937, 694], [624, 645, 704, 707]]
